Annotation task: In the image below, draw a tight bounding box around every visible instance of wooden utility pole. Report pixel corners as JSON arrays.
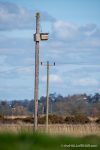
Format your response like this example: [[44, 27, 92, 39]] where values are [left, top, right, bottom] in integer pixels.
[[41, 61, 55, 132], [46, 61, 49, 132], [34, 12, 40, 131], [34, 12, 49, 131]]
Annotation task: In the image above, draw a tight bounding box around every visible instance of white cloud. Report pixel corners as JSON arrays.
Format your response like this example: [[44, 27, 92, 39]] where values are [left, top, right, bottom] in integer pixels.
[[0, 48, 26, 55], [42, 74, 62, 83], [72, 78, 99, 86], [52, 20, 77, 40], [0, 55, 7, 64], [15, 67, 33, 74], [52, 20, 100, 46], [79, 24, 97, 36], [0, 5, 100, 98], [0, 2, 32, 30], [0, 2, 55, 30], [0, 66, 33, 79]]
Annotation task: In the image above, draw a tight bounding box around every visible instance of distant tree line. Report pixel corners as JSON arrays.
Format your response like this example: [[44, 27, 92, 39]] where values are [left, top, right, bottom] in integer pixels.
[[0, 93, 100, 117]]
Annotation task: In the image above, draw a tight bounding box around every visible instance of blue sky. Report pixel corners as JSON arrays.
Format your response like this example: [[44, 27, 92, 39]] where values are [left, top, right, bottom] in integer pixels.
[[0, 0, 100, 100]]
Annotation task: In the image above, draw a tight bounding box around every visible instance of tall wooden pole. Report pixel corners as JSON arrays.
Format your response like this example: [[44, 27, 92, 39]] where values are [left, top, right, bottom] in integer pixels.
[[46, 61, 49, 132], [34, 12, 40, 131], [41, 61, 55, 132], [34, 12, 49, 131]]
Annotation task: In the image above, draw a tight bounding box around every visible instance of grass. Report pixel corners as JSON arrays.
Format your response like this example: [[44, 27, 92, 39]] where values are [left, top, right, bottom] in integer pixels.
[[0, 123, 100, 136], [0, 132, 100, 150]]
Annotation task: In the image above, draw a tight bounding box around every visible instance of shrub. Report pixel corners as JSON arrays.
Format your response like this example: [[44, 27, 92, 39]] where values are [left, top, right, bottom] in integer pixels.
[[95, 117, 100, 124], [48, 114, 64, 124], [38, 116, 46, 124], [74, 114, 90, 124], [65, 115, 90, 124], [38, 115, 65, 124], [13, 117, 34, 124], [22, 117, 34, 123], [0, 115, 4, 120], [65, 116, 75, 124]]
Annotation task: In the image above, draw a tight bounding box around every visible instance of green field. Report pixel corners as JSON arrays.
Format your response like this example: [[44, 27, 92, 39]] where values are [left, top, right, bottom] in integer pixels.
[[0, 133, 100, 150]]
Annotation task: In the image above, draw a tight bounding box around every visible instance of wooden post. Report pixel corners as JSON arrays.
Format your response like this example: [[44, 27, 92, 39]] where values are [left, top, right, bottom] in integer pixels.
[[41, 61, 55, 132], [46, 61, 49, 132], [34, 12, 49, 131], [34, 12, 40, 131]]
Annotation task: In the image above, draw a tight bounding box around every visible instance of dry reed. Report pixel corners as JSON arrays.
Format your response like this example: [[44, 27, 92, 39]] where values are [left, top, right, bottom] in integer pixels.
[[0, 123, 100, 136]]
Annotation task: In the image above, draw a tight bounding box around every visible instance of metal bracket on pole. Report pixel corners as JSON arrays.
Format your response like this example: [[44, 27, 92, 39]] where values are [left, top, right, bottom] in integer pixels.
[[34, 34, 40, 42]]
